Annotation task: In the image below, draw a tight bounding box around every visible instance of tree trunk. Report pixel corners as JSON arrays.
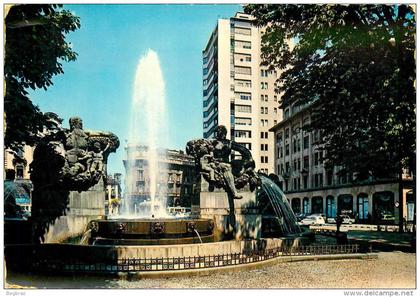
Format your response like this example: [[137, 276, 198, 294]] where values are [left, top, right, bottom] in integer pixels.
[[398, 165, 404, 233]]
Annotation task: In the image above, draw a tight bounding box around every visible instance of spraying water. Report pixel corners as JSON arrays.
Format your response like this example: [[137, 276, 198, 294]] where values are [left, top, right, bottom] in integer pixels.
[[124, 50, 170, 218], [258, 175, 302, 235]]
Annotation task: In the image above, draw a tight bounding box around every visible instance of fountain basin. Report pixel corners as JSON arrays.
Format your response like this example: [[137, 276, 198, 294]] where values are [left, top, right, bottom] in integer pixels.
[[89, 218, 215, 245]]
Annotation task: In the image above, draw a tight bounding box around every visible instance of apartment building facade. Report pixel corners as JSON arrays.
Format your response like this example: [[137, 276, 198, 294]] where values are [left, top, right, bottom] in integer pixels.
[[123, 145, 195, 210], [270, 101, 415, 225], [202, 12, 280, 174]]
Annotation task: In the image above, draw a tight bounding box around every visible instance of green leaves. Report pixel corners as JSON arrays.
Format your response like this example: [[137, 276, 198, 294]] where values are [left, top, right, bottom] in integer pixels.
[[245, 4, 416, 178], [5, 4, 80, 149]]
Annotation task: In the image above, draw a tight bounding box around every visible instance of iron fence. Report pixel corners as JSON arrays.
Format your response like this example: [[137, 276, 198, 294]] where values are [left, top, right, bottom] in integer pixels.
[[52, 244, 360, 273]]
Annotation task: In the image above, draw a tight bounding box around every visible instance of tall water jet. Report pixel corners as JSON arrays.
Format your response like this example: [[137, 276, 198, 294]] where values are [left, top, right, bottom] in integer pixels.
[[125, 49, 169, 218]]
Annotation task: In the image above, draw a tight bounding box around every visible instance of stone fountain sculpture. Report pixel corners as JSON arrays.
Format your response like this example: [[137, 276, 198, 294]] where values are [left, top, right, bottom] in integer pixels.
[[29, 113, 119, 243], [186, 125, 261, 240]]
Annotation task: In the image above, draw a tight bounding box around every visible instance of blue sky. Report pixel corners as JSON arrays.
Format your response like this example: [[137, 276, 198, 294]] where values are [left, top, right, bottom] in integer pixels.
[[30, 4, 242, 177]]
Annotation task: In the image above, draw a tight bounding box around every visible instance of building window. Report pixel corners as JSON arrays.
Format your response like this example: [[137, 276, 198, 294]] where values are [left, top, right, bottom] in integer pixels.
[[284, 108, 290, 119], [327, 171, 333, 185], [234, 66, 252, 75], [285, 144, 290, 156], [235, 104, 252, 113], [235, 117, 252, 126], [234, 40, 251, 49], [235, 79, 252, 87], [291, 198, 301, 214], [285, 162, 290, 173], [303, 156, 309, 169], [303, 135, 309, 149], [236, 92, 252, 100], [260, 69, 269, 77], [234, 27, 251, 35], [312, 196, 323, 214], [303, 198, 310, 214], [234, 130, 252, 138], [15, 165, 24, 179], [338, 194, 354, 216], [326, 196, 336, 218], [357, 193, 369, 220], [285, 128, 290, 139], [260, 82, 268, 89], [372, 191, 394, 222]]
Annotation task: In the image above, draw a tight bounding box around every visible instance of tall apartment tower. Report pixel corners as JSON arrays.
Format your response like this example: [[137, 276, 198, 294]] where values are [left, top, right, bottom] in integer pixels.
[[202, 12, 281, 174]]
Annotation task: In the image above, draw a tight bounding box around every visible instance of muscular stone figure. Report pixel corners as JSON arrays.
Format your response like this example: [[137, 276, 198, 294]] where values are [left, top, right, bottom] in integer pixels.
[[64, 117, 89, 176], [211, 125, 243, 200]]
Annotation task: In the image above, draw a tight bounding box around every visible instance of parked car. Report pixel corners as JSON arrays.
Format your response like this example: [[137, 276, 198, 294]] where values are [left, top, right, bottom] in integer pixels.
[[299, 214, 325, 226], [295, 213, 306, 222], [339, 214, 355, 224], [326, 217, 336, 224], [381, 214, 395, 221]]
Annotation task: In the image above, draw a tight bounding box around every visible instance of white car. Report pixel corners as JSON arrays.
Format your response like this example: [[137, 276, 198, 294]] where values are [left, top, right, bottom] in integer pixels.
[[299, 215, 326, 226], [338, 215, 355, 224]]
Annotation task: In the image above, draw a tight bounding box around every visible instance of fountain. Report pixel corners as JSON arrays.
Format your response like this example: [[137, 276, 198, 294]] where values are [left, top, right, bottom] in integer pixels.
[[5, 51, 313, 277], [125, 49, 169, 217], [87, 50, 216, 245]]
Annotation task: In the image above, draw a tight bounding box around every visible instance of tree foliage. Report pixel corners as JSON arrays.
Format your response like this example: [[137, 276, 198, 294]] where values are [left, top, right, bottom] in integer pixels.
[[4, 4, 80, 150], [245, 4, 416, 179]]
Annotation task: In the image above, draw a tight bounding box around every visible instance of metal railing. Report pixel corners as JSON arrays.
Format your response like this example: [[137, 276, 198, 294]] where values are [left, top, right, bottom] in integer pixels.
[[50, 244, 360, 273], [281, 244, 359, 256]]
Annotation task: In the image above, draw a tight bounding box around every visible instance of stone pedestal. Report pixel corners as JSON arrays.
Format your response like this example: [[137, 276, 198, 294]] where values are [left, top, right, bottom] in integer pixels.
[[192, 177, 261, 241], [43, 178, 106, 243]]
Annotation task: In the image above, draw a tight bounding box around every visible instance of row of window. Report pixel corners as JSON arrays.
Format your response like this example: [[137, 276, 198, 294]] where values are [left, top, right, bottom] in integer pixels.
[[260, 132, 269, 139], [235, 92, 252, 101], [235, 117, 252, 126], [277, 166, 352, 191], [260, 69, 277, 77], [234, 27, 251, 36], [235, 66, 252, 75], [260, 156, 269, 163], [235, 104, 252, 113], [235, 79, 252, 88], [233, 40, 252, 50], [234, 53, 252, 63], [261, 94, 278, 102], [234, 130, 252, 138], [260, 82, 269, 90], [289, 192, 401, 222], [261, 144, 269, 151]]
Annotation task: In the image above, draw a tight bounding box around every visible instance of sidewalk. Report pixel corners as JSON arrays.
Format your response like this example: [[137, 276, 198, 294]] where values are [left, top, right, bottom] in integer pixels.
[[309, 225, 415, 252]]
